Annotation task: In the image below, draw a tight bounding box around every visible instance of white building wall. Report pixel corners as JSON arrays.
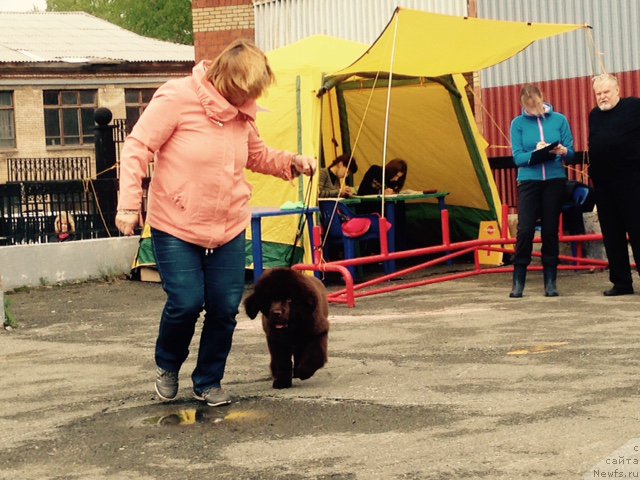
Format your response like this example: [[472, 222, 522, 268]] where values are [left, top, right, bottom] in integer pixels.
[[254, 0, 468, 51], [14, 88, 48, 157], [478, 0, 640, 88], [0, 76, 174, 182]]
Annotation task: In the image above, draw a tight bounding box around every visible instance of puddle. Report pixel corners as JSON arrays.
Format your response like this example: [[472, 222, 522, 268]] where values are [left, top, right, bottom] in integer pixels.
[[0, 397, 463, 477], [0, 396, 464, 480], [137, 397, 460, 435], [142, 406, 267, 426]]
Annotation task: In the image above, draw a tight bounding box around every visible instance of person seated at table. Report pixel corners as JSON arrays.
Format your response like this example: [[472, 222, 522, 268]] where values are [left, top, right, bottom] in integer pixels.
[[357, 158, 408, 196], [318, 154, 358, 198]]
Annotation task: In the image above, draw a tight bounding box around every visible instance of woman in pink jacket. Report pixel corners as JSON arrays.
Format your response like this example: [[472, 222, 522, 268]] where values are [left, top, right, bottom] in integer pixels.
[[115, 40, 315, 407]]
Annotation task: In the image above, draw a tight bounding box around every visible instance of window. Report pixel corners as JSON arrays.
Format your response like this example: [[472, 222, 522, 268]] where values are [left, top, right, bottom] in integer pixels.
[[0, 91, 16, 149], [43, 90, 97, 146], [125, 88, 156, 134]]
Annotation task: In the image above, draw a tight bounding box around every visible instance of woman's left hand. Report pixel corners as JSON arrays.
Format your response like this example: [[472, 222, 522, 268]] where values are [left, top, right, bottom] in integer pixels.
[[291, 155, 316, 177]]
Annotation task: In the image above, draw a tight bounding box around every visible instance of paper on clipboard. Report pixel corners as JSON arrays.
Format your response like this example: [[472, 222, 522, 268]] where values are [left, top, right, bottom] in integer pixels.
[[529, 141, 559, 165]]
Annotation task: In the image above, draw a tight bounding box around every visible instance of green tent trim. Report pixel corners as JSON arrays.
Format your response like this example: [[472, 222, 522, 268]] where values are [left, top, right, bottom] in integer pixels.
[[135, 237, 156, 267], [330, 75, 499, 248], [447, 78, 499, 219], [132, 235, 306, 276], [245, 240, 304, 269], [405, 203, 494, 248]]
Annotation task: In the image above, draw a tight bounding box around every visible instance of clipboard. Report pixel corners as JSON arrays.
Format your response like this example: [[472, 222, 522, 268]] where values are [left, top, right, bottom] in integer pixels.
[[529, 141, 559, 165]]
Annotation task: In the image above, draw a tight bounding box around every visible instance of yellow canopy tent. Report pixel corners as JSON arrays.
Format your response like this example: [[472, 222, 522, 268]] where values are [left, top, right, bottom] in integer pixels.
[[130, 36, 366, 279], [318, 8, 586, 242], [322, 74, 498, 241], [326, 8, 584, 80], [250, 9, 587, 268], [246, 36, 367, 268]]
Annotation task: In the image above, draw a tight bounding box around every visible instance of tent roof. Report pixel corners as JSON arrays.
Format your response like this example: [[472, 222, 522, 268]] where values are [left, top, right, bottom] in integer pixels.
[[249, 36, 369, 250], [325, 7, 587, 84], [266, 35, 367, 75]]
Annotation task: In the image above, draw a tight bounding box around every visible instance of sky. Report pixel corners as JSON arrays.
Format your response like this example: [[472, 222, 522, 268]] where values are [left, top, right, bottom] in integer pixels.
[[0, 0, 47, 11]]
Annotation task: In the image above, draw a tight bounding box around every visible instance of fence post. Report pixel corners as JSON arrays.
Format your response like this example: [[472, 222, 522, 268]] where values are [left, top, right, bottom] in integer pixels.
[[93, 108, 118, 236], [0, 276, 5, 327], [94, 107, 117, 179]]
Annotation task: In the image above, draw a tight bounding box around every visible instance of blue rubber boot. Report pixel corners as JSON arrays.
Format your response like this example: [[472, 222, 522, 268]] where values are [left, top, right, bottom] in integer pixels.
[[509, 265, 527, 298]]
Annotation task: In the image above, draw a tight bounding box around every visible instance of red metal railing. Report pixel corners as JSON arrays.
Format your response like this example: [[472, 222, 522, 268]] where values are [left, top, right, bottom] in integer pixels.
[[293, 205, 609, 308]]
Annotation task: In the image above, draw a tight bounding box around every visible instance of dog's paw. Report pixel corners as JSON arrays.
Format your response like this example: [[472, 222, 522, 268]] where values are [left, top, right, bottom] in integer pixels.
[[272, 378, 292, 389], [294, 366, 317, 380]]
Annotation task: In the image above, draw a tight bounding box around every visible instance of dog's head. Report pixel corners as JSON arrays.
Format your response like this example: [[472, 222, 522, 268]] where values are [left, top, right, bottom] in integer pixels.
[[244, 268, 319, 329]]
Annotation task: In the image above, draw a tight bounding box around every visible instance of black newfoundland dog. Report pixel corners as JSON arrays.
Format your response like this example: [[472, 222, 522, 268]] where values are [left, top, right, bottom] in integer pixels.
[[244, 268, 329, 389]]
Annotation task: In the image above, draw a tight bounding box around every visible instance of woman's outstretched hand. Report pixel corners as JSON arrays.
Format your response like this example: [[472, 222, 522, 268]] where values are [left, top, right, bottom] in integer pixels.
[[291, 155, 317, 177]]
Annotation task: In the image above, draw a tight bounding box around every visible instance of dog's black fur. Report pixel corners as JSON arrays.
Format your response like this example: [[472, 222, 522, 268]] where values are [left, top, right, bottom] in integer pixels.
[[244, 268, 329, 389]]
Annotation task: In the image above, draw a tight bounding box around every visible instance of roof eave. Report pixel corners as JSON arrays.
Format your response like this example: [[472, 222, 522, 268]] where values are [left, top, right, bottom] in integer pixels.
[[0, 60, 195, 76]]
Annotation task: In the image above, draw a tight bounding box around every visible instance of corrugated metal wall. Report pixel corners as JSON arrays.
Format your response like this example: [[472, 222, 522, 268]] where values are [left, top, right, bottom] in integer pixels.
[[482, 71, 640, 158], [254, 0, 467, 51], [478, 0, 640, 159], [478, 0, 640, 88]]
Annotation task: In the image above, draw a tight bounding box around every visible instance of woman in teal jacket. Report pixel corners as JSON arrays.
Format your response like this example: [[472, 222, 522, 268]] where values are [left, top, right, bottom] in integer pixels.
[[509, 84, 575, 298]]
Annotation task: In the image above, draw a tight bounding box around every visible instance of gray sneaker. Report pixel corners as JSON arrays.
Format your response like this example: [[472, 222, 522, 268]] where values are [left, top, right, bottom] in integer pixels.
[[193, 387, 231, 407], [155, 367, 179, 401]]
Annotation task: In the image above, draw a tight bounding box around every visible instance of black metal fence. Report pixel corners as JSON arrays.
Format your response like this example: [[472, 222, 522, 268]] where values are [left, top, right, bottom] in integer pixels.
[[112, 118, 127, 163], [0, 179, 118, 245], [0, 109, 128, 246], [7, 157, 92, 182]]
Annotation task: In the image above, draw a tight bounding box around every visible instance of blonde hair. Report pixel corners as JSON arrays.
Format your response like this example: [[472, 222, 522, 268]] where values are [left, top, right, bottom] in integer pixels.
[[54, 211, 76, 234], [592, 73, 619, 89], [206, 39, 275, 102], [520, 84, 543, 104]]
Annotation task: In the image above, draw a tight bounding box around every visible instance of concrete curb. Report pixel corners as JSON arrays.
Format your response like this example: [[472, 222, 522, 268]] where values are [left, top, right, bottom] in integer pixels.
[[0, 236, 140, 290]]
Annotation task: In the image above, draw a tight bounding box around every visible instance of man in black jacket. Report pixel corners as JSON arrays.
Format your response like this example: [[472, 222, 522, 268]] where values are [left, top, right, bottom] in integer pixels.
[[589, 73, 640, 296]]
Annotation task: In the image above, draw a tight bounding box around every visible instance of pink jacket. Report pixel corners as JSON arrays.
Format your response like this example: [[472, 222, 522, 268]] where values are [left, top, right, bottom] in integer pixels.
[[118, 61, 297, 249]]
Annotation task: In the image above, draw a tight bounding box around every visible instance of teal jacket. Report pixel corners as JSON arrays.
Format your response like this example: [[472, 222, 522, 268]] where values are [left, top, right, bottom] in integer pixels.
[[510, 103, 575, 182]]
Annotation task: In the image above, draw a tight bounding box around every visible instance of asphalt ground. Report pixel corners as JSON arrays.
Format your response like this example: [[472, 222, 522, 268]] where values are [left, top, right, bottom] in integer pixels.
[[1, 267, 639, 479]]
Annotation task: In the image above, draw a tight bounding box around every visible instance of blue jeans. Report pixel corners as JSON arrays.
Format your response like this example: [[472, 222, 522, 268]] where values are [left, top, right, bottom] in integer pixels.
[[151, 229, 246, 394]]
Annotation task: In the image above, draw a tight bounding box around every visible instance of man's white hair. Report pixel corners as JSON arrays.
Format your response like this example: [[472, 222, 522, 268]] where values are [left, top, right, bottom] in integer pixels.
[[592, 73, 619, 89]]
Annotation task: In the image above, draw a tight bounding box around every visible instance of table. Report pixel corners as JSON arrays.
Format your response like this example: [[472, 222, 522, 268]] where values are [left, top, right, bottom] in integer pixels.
[[348, 192, 448, 210], [338, 192, 449, 272], [345, 191, 448, 243], [250, 207, 319, 283]]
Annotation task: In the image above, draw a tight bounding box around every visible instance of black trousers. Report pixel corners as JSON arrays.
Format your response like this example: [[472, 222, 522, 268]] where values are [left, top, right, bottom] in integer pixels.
[[514, 179, 566, 267], [593, 174, 640, 288]]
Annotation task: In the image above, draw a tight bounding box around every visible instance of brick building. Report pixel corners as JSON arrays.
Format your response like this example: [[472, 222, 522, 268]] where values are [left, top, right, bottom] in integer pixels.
[[192, 0, 255, 61], [0, 12, 194, 184]]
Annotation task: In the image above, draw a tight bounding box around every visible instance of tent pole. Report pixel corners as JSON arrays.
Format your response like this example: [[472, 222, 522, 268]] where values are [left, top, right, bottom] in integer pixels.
[[326, 89, 339, 160], [296, 75, 304, 201], [380, 14, 400, 217]]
